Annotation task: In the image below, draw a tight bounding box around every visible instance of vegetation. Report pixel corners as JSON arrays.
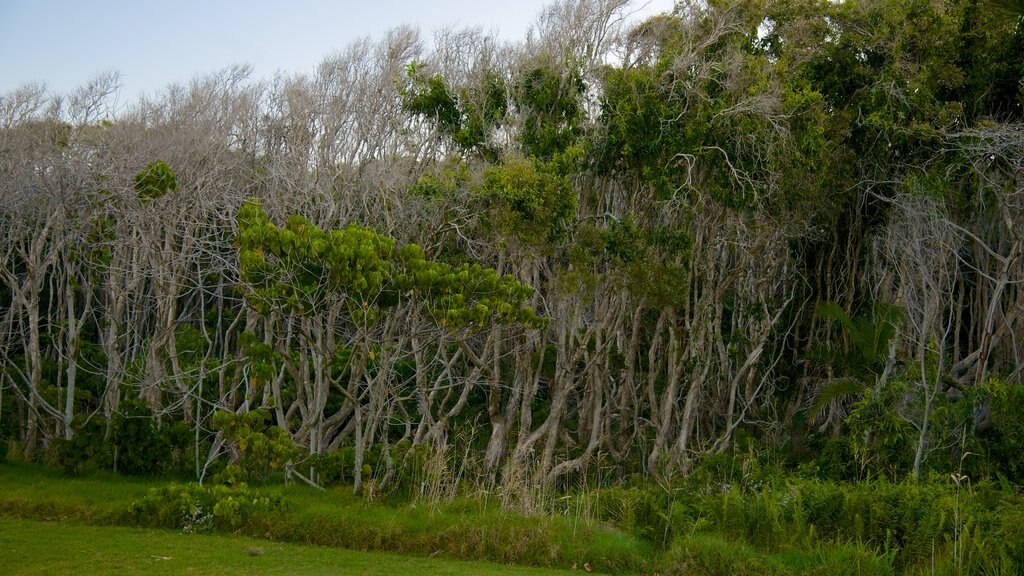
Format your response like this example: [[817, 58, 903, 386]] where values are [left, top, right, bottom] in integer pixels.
[[0, 517, 570, 576], [1, 0, 1023, 573], [2, 459, 1023, 574]]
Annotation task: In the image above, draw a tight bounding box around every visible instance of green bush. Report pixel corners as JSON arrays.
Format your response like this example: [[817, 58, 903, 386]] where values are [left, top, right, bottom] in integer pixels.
[[589, 467, 1024, 574], [113, 406, 171, 475], [813, 438, 859, 481], [978, 380, 1024, 484], [211, 409, 298, 484], [129, 481, 286, 533], [53, 416, 112, 475], [305, 441, 434, 493], [53, 399, 188, 477]]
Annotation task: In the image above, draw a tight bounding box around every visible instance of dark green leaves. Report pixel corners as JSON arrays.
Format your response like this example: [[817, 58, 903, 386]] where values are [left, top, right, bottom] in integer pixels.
[[400, 62, 507, 159], [235, 199, 544, 329], [135, 160, 178, 201]]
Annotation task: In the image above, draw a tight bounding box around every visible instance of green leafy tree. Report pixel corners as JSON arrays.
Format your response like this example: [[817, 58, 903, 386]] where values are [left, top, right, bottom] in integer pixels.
[[400, 62, 507, 160], [235, 199, 544, 490], [513, 64, 586, 160], [212, 409, 298, 484], [236, 199, 544, 328], [476, 155, 578, 244], [134, 160, 178, 201]]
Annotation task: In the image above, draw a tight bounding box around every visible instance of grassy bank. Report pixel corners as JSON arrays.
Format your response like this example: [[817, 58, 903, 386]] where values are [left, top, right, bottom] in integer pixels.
[[0, 462, 648, 573], [2, 461, 1022, 575], [0, 516, 568, 576]]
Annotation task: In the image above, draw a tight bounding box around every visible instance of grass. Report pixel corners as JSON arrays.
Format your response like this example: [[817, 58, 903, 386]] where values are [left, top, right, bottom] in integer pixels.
[[0, 516, 570, 576], [272, 486, 652, 569], [664, 533, 896, 576], [0, 461, 646, 573], [0, 461, 160, 519], [4, 460, 1020, 575]]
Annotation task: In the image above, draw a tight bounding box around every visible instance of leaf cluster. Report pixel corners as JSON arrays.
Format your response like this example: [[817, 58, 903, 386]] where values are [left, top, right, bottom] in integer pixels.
[[134, 160, 178, 201], [236, 200, 544, 329]]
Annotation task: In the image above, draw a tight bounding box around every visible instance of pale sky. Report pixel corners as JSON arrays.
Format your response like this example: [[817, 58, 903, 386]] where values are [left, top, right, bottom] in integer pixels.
[[0, 0, 675, 101]]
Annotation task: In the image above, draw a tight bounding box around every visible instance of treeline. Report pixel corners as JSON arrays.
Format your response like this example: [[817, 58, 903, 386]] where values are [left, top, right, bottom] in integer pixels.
[[0, 0, 1022, 493]]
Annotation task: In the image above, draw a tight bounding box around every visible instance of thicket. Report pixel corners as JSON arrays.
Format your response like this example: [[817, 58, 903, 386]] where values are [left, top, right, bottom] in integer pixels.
[[1, 4, 1022, 567]]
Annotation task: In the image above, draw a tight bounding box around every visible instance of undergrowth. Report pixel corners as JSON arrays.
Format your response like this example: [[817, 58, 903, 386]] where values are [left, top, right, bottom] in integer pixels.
[[2, 458, 1023, 574]]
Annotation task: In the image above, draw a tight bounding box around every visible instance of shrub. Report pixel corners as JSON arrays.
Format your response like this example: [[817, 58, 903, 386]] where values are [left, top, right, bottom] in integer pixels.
[[53, 416, 112, 475], [54, 399, 186, 476], [977, 380, 1024, 484], [129, 481, 286, 532], [111, 401, 173, 475], [814, 438, 859, 481], [211, 409, 298, 484]]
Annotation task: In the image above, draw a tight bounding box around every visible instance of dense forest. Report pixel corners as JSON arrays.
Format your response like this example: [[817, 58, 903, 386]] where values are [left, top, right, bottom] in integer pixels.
[[1, 0, 1022, 500]]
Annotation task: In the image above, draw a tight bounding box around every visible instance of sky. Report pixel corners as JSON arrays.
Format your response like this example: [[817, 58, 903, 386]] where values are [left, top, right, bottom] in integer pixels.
[[0, 0, 675, 102]]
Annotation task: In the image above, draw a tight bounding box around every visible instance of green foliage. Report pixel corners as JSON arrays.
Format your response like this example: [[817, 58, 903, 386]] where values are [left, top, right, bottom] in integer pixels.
[[211, 409, 298, 484], [134, 160, 178, 201], [130, 481, 286, 532], [809, 379, 869, 422], [109, 399, 175, 476], [80, 214, 116, 268], [53, 399, 194, 477], [237, 200, 395, 315], [236, 199, 544, 329], [401, 66, 461, 134], [400, 60, 588, 162], [973, 379, 1024, 484], [598, 62, 688, 200], [597, 11, 785, 209], [812, 438, 860, 482], [400, 62, 507, 159], [307, 447, 361, 487], [394, 242, 545, 328], [408, 159, 470, 199], [236, 331, 281, 390], [563, 215, 691, 307], [987, 0, 1024, 17], [53, 416, 111, 475], [807, 301, 902, 421], [476, 155, 577, 243], [307, 441, 433, 492], [513, 65, 586, 160], [591, 469, 1024, 574], [811, 301, 902, 381], [845, 381, 916, 478], [52, 399, 185, 476]]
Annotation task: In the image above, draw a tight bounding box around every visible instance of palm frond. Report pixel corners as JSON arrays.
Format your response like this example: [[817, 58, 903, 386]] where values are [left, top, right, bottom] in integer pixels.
[[808, 377, 867, 422], [814, 301, 854, 335]]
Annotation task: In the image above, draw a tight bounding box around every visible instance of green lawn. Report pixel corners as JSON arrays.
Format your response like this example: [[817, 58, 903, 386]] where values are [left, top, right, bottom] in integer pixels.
[[0, 516, 572, 576]]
